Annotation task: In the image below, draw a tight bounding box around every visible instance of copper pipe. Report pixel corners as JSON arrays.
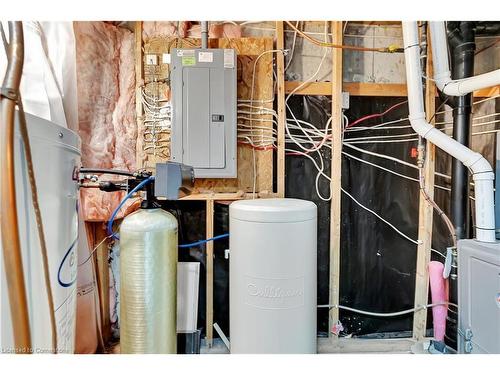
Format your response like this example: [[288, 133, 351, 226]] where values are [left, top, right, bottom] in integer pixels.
[[0, 21, 32, 353], [18, 100, 58, 352]]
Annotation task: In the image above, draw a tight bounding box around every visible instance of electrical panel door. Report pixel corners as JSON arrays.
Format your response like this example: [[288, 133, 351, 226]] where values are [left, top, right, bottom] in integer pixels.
[[170, 48, 237, 178]]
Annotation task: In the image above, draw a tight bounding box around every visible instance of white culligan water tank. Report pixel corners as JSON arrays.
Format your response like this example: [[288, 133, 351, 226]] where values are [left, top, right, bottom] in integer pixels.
[[229, 198, 317, 353], [0, 112, 80, 353]]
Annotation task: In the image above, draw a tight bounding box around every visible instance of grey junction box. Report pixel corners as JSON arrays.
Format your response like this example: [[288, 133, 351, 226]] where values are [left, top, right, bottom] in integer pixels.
[[170, 48, 237, 178]]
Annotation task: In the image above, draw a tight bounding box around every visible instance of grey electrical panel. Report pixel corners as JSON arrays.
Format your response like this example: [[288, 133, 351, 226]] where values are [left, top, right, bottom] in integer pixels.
[[170, 48, 237, 178], [457, 239, 500, 354]]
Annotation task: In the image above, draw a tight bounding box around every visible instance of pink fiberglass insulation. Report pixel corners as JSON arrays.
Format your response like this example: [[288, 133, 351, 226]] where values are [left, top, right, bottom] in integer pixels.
[[74, 22, 137, 221], [112, 30, 137, 171], [428, 261, 449, 342], [142, 21, 178, 40], [142, 21, 242, 41], [187, 23, 242, 39]]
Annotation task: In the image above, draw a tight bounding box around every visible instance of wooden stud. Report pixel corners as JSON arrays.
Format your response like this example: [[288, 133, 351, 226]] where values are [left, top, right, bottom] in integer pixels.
[[276, 22, 286, 197], [317, 337, 416, 354], [205, 199, 215, 347], [475, 86, 500, 98], [329, 21, 343, 338], [285, 81, 408, 97], [412, 29, 436, 341], [285, 81, 498, 98], [178, 191, 278, 201], [92, 223, 111, 345], [134, 21, 144, 170]]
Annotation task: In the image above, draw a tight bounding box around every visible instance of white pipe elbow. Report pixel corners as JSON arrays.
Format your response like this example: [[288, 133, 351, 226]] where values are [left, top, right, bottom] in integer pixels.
[[430, 21, 500, 96], [436, 70, 500, 97], [407, 116, 496, 243], [403, 21, 496, 242], [466, 153, 494, 177], [408, 114, 433, 138]]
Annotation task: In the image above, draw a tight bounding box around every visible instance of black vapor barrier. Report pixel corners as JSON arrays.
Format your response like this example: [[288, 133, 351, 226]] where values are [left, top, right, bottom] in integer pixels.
[[340, 96, 419, 337], [285, 95, 440, 337], [159, 96, 496, 341], [284, 96, 332, 335]]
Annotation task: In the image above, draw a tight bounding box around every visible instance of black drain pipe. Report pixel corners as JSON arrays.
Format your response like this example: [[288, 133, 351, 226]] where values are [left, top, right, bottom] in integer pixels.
[[448, 21, 476, 240], [445, 21, 476, 351]]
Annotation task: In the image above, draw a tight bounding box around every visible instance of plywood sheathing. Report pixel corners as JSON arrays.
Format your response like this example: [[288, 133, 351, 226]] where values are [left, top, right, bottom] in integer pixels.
[[137, 36, 274, 194]]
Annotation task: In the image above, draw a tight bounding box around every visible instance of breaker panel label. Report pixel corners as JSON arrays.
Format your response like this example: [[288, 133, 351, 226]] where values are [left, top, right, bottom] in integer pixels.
[[176, 49, 194, 57], [198, 51, 214, 63], [224, 49, 235, 68], [182, 56, 196, 66], [244, 275, 304, 310]]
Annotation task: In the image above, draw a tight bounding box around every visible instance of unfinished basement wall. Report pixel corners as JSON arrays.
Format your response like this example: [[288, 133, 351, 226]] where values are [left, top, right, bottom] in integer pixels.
[[241, 21, 497, 83], [74, 21, 137, 221]]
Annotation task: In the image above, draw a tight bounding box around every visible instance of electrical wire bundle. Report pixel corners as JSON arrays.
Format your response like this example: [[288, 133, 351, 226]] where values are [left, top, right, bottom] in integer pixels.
[[141, 85, 171, 158], [279, 20, 500, 253], [236, 101, 277, 150]]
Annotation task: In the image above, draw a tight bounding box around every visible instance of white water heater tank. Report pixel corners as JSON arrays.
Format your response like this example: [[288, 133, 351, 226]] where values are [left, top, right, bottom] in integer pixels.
[[1, 112, 80, 353], [229, 198, 317, 353]]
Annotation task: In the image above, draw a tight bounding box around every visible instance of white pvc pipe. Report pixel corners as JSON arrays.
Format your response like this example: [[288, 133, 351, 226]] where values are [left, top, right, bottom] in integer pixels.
[[429, 21, 500, 96], [402, 21, 496, 243]]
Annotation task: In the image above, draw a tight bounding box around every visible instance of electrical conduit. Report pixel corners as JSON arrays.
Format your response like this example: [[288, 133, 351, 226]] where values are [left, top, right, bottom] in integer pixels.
[[201, 21, 208, 49], [402, 21, 496, 243]]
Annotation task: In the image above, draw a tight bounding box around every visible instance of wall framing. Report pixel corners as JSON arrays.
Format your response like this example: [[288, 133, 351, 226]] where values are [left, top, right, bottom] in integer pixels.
[[412, 29, 436, 340], [328, 21, 343, 338], [103, 20, 496, 352]]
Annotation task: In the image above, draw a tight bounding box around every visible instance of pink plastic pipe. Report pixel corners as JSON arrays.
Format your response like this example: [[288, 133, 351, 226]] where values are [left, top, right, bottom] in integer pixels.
[[428, 261, 449, 341]]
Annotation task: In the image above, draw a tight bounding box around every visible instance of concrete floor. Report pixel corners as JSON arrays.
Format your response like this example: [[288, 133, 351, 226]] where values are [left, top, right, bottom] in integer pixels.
[[111, 337, 434, 354], [201, 337, 421, 354]]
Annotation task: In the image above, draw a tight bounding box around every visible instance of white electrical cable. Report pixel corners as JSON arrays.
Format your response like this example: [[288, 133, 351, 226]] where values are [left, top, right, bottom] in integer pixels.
[[284, 21, 299, 72], [248, 48, 285, 198], [345, 132, 418, 142], [342, 150, 453, 194], [286, 145, 333, 201], [344, 138, 419, 144], [343, 142, 419, 170], [437, 118, 500, 127], [343, 151, 418, 183], [433, 94, 500, 116], [344, 142, 452, 181], [472, 128, 500, 136], [317, 301, 458, 317], [345, 117, 411, 132], [341, 187, 420, 245]]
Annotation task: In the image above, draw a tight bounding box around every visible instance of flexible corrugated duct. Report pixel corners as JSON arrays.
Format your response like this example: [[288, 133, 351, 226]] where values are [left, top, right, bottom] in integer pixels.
[[402, 21, 496, 243]]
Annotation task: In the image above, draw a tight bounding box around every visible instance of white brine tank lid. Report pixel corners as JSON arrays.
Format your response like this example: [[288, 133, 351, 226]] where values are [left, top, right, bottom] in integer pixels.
[[230, 198, 317, 223]]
